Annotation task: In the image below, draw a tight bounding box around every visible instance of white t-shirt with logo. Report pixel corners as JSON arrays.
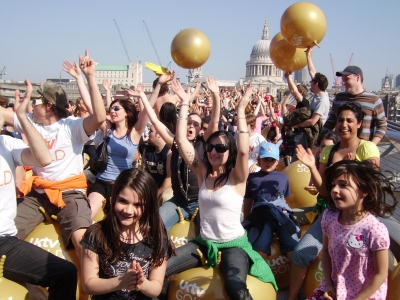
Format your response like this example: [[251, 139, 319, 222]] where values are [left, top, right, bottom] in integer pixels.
[[0, 135, 27, 236], [14, 114, 91, 183], [248, 133, 266, 171]]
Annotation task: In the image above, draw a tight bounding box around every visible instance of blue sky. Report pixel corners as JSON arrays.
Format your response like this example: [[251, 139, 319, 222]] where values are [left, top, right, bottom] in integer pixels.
[[1, 0, 399, 92]]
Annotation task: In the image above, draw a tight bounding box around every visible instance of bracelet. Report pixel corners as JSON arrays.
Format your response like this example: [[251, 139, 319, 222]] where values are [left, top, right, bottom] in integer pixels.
[[236, 130, 249, 134], [177, 117, 188, 120]]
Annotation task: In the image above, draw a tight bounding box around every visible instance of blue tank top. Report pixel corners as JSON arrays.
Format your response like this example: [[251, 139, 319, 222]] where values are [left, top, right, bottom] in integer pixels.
[[97, 131, 138, 181]]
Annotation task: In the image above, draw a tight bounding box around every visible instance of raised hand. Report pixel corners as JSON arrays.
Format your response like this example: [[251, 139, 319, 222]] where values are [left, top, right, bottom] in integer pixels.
[[206, 76, 219, 94], [171, 80, 190, 103], [63, 60, 81, 79], [102, 79, 112, 91], [238, 83, 252, 109], [15, 79, 32, 117], [158, 71, 175, 85], [127, 83, 144, 97], [295, 144, 315, 168], [304, 185, 318, 195], [79, 49, 97, 77]]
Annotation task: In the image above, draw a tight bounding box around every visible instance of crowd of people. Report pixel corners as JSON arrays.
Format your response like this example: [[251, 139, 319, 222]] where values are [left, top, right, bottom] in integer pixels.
[[0, 46, 398, 300]]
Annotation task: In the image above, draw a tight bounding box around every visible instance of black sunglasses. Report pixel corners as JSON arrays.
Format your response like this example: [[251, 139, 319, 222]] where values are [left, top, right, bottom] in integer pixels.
[[110, 105, 123, 112], [206, 143, 228, 153]]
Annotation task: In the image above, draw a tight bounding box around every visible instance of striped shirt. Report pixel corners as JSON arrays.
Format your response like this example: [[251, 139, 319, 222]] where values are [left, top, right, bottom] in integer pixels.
[[323, 91, 387, 141]]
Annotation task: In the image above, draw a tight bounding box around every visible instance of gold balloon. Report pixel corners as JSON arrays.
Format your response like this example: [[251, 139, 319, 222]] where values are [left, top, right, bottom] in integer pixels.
[[24, 220, 88, 300], [171, 28, 211, 69], [168, 266, 276, 299], [280, 2, 327, 48], [283, 161, 317, 208], [169, 207, 199, 248], [270, 32, 308, 73]]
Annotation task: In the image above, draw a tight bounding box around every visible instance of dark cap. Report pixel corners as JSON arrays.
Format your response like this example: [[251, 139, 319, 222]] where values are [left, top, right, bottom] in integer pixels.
[[37, 82, 68, 109], [336, 66, 363, 78]]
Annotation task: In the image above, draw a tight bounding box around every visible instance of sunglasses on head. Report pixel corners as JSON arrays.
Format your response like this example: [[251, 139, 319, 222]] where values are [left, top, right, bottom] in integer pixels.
[[110, 105, 123, 112], [206, 143, 228, 153], [32, 99, 43, 107]]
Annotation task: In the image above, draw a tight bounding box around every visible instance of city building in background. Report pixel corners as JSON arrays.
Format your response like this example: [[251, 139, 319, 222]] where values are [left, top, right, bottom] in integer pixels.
[[95, 62, 143, 89], [243, 19, 287, 97]]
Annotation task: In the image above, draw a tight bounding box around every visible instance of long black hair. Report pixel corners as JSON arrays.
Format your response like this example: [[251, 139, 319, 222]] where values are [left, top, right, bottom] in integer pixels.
[[325, 160, 398, 218], [159, 102, 177, 134], [109, 99, 138, 140], [204, 131, 237, 188], [84, 169, 174, 265]]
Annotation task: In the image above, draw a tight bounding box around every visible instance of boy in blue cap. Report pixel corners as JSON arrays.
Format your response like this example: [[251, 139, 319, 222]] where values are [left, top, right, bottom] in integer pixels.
[[243, 142, 299, 260]]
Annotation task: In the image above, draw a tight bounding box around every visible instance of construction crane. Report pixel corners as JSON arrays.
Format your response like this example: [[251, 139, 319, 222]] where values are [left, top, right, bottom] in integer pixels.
[[143, 20, 162, 66], [329, 54, 340, 90], [348, 53, 354, 66], [113, 19, 131, 62], [0, 66, 6, 79]]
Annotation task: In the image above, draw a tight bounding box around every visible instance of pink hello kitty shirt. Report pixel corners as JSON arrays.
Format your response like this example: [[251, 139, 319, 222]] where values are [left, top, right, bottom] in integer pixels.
[[318, 209, 389, 300]]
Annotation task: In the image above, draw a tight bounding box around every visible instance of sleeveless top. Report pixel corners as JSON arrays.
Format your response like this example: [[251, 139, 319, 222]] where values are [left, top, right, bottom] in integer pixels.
[[98, 131, 138, 181], [199, 178, 244, 242], [144, 143, 170, 188]]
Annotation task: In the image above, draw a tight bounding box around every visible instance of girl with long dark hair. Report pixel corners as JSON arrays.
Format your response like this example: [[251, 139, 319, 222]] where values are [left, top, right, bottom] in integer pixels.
[[81, 168, 174, 298]]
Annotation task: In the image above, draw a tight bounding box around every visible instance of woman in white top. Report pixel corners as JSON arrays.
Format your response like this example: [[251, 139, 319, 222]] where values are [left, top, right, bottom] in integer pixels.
[[159, 81, 277, 300]]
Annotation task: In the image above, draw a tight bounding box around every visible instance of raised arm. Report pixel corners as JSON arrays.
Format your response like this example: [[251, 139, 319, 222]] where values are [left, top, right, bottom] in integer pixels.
[[306, 47, 316, 79], [281, 93, 290, 116], [15, 80, 51, 167], [231, 84, 251, 184], [188, 82, 201, 103], [285, 72, 303, 103], [253, 93, 263, 116], [139, 73, 176, 148], [295, 144, 327, 195], [203, 76, 221, 141], [102, 79, 113, 108], [63, 60, 93, 114], [172, 80, 204, 179], [127, 83, 152, 143], [80, 50, 106, 135]]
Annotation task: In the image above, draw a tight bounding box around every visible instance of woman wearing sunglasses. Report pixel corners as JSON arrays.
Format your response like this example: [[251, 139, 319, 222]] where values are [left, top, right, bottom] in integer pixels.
[[87, 74, 174, 218], [139, 76, 221, 233], [159, 82, 277, 299]]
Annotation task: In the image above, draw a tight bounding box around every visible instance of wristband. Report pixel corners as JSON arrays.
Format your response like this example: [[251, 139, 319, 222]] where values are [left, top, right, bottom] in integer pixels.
[[236, 130, 249, 134], [177, 117, 188, 120]]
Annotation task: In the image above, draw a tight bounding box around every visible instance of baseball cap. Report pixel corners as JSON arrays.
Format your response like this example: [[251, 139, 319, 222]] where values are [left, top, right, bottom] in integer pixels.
[[335, 66, 363, 78], [37, 82, 68, 109], [259, 142, 279, 160]]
